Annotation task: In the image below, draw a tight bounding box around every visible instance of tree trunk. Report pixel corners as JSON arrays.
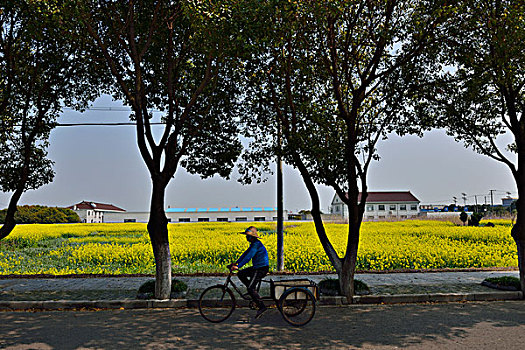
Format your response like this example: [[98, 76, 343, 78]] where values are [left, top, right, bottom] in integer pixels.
[[340, 255, 356, 301], [147, 181, 172, 300], [292, 154, 342, 272], [339, 212, 362, 301], [511, 187, 525, 296], [0, 187, 24, 240], [511, 145, 525, 297]]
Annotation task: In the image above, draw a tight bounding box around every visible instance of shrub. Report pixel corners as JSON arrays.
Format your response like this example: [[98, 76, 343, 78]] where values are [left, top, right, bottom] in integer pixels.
[[0, 205, 80, 224], [483, 276, 521, 290], [459, 212, 468, 226], [468, 212, 484, 227], [137, 278, 188, 298], [318, 278, 369, 296]]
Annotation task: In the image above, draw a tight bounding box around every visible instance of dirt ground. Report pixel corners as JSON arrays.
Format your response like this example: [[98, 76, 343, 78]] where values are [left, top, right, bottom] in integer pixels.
[[1, 301, 525, 349]]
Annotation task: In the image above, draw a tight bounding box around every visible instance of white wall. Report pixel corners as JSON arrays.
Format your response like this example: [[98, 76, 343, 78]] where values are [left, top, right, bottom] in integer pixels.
[[103, 211, 150, 223], [330, 200, 420, 220], [101, 210, 286, 223], [364, 202, 420, 220]]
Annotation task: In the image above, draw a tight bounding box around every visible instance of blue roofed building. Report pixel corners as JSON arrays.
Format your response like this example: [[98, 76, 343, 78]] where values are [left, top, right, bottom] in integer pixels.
[[165, 206, 284, 223], [99, 205, 285, 223]]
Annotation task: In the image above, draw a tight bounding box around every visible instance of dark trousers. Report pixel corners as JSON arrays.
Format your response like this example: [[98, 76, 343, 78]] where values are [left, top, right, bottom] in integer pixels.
[[237, 266, 269, 308]]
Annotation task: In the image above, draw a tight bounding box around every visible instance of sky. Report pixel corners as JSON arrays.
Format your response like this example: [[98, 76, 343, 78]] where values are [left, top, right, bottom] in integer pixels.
[[0, 95, 518, 213]]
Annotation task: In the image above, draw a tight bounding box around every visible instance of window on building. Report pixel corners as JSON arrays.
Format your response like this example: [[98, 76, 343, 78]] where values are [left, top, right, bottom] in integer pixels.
[[254, 217, 266, 222], [217, 217, 229, 222], [366, 205, 374, 211], [124, 219, 136, 223], [236, 217, 248, 222], [179, 218, 190, 222], [400, 204, 407, 211], [378, 216, 385, 219], [198, 218, 210, 222], [335, 206, 340, 212], [378, 205, 385, 211], [410, 204, 418, 211], [167, 218, 172, 222], [389, 205, 396, 211]]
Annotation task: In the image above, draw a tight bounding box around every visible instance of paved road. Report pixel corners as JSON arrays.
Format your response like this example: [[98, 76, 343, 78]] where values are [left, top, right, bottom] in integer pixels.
[[0, 301, 524, 349]]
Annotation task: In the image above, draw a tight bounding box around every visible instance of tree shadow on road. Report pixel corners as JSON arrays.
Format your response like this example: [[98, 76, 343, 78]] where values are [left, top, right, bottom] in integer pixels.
[[1, 301, 525, 349]]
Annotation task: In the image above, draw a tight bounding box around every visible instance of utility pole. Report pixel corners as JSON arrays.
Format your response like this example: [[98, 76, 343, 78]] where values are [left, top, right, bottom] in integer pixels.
[[276, 120, 284, 271], [474, 195, 479, 213], [453, 196, 457, 206], [461, 193, 467, 207], [489, 189, 496, 207]]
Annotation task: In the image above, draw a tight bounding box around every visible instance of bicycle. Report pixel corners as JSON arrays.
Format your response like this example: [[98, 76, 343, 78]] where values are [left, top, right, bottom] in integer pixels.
[[198, 270, 318, 327]]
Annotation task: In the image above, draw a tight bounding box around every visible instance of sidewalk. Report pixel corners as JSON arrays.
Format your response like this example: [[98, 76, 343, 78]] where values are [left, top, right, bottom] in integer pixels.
[[0, 270, 520, 302]]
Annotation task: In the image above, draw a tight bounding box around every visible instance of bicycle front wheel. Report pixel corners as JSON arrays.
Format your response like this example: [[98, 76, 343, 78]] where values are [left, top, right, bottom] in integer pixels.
[[278, 287, 316, 327], [199, 285, 236, 323]]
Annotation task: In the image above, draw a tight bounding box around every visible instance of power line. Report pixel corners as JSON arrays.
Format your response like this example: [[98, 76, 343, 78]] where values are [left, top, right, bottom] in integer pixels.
[[55, 122, 165, 127], [62, 106, 162, 113], [6, 122, 166, 127]]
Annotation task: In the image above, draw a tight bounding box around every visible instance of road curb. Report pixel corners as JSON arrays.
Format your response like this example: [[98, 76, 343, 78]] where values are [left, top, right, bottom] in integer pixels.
[[0, 291, 522, 311]]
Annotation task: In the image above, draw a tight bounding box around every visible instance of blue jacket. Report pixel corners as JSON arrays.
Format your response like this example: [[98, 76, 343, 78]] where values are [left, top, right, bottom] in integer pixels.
[[236, 239, 269, 269]]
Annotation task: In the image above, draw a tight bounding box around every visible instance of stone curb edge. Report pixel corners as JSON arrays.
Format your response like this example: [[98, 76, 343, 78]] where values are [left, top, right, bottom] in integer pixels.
[[0, 292, 522, 311]]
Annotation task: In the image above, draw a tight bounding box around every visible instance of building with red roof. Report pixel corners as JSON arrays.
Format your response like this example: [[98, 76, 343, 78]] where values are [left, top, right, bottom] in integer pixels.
[[331, 191, 420, 221], [68, 201, 126, 223]]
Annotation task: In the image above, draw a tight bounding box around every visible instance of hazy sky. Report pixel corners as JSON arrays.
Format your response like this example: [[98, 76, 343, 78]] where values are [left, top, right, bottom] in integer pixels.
[[0, 95, 518, 213]]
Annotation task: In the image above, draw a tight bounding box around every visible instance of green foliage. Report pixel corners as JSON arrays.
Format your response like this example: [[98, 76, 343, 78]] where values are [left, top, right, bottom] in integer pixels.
[[318, 278, 369, 296], [74, 0, 245, 183], [484, 276, 521, 291], [138, 279, 188, 294], [240, 0, 453, 188], [460, 212, 468, 225], [469, 213, 484, 227], [0, 0, 102, 192], [0, 206, 80, 224], [421, 0, 525, 240]]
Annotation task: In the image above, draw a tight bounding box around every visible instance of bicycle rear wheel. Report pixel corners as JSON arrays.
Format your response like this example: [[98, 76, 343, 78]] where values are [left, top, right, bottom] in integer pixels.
[[278, 287, 316, 326], [199, 285, 236, 323]]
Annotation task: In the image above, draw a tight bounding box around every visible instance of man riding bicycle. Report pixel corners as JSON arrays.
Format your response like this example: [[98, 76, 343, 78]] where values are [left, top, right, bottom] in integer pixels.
[[227, 226, 269, 319]]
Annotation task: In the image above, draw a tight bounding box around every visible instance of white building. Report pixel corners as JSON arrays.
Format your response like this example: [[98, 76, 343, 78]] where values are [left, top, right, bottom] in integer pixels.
[[330, 191, 420, 220], [502, 196, 518, 207], [68, 201, 126, 223], [101, 206, 285, 223]]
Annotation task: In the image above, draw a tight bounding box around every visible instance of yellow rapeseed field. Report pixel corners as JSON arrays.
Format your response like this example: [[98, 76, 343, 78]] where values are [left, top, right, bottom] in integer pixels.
[[0, 220, 518, 274]]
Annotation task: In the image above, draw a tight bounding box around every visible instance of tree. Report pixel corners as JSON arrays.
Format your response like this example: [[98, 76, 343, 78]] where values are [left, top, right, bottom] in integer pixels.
[[0, 205, 80, 224], [242, 0, 450, 298], [430, 0, 525, 294], [0, 0, 99, 239], [460, 211, 468, 225], [75, 0, 244, 299]]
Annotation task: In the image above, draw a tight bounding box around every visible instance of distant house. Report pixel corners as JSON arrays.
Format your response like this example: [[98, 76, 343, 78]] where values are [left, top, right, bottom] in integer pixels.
[[330, 191, 420, 220], [502, 196, 518, 207], [68, 201, 126, 223]]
